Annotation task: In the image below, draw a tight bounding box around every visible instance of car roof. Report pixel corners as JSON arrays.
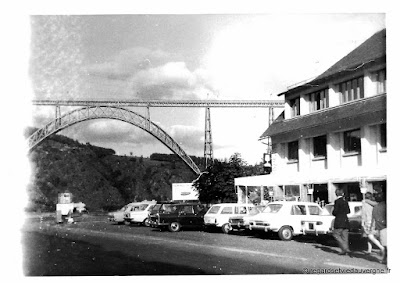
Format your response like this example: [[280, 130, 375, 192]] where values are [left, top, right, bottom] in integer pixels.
[[268, 201, 321, 205], [210, 203, 254, 207], [172, 203, 202, 206], [139, 200, 157, 204], [127, 202, 142, 206]]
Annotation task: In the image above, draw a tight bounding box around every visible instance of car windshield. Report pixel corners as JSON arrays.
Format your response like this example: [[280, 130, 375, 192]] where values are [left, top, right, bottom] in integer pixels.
[[207, 206, 221, 214], [262, 204, 283, 213]]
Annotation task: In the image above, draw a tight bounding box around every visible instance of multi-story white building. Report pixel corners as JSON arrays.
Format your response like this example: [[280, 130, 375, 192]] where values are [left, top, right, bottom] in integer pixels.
[[235, 29, 386, 205]]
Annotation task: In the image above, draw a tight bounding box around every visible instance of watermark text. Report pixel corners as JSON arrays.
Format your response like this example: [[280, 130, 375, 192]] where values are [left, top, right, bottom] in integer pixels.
[[303, 267, 390, 275]]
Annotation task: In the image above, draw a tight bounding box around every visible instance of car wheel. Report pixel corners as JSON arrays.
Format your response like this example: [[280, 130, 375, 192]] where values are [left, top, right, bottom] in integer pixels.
[[124, 220, 130, 226], [142, 218, 150, 227], [278, 226, 293, 241], [221, 223, 231, 234], [168, 222, 181, 232]]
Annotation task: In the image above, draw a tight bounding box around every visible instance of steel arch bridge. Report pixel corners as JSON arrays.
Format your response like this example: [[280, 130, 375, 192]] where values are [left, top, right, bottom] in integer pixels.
[[28, 106, 201, 175]]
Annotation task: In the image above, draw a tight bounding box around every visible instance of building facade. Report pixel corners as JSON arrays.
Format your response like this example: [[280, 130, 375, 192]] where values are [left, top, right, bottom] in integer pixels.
[[235, 29, 386, 205]]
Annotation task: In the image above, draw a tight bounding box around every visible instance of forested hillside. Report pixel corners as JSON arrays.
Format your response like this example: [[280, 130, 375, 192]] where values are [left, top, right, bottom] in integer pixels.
[[26, 130, 200, 212]]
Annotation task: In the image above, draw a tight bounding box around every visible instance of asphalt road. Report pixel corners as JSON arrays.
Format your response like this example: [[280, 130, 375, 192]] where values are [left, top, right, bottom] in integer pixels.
[[21, 214, 390, 276]]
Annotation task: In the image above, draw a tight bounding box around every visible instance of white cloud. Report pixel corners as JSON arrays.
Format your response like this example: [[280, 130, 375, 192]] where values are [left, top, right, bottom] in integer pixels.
[[85, 47, 172, 80], [82, 46, 215, 100]]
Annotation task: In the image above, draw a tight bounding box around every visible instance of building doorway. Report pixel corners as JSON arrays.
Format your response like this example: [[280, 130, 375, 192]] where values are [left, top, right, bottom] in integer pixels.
[[338, 183, 362, 201], [312, 184, 329, 205]]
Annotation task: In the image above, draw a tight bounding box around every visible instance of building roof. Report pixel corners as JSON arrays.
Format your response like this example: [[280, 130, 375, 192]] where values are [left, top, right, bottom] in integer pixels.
[[278, 29, 386, 96], [316, 29, 386, 81]]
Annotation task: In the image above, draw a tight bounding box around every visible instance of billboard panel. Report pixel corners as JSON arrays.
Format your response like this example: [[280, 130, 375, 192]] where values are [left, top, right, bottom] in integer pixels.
[[172, 183, 199, 201]]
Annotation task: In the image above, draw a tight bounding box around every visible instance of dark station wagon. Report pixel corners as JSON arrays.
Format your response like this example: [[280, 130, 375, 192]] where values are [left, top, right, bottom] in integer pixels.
[[149, 203, 207, 232]]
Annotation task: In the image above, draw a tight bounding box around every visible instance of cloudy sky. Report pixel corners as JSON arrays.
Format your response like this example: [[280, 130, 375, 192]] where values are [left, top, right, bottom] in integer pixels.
[[28, 12, 385, 165]]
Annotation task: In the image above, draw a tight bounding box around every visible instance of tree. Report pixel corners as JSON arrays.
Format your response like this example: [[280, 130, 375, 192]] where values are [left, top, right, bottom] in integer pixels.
[[193, 153, 249, 204]]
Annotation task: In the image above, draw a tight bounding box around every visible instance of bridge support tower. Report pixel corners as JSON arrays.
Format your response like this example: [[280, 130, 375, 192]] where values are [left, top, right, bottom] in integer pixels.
[[204, 107, 213, 168]]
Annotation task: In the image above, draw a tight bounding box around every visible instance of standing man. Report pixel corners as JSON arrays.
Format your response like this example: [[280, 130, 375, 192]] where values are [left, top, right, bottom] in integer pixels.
[[332, 188, 351, 255]]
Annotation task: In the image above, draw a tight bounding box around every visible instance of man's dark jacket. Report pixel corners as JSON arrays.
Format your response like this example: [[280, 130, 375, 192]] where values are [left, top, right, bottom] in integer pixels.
[[332, 196, 350, 229]]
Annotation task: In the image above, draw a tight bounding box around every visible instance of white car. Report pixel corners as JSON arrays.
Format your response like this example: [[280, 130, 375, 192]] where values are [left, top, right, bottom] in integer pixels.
[[204, 203, 259, 233], [124, 201, 157, 226], [108, 202, 140, 224], [229, 206, 266, 231], [248, 201, 334, 241]]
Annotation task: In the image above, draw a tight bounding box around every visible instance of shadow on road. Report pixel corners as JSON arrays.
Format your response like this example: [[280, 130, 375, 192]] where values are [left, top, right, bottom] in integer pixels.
[[22, 231, 211, 276]]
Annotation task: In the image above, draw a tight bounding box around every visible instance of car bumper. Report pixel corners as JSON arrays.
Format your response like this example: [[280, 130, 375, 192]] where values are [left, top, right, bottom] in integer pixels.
[[126, 217, 144, 223], [230, 222, 248, 230], [204, 223, 218, 228], [249, 224, 274, 232], [149, 220, 169, 228], [301, 229, 330, 235]]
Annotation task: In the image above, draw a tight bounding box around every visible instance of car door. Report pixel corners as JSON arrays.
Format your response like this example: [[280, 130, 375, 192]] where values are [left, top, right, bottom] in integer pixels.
[[193, 204, 206, 226], [219, 205, 234, 226], [289, 204, 307, 234], [178, 205, 197, 226]]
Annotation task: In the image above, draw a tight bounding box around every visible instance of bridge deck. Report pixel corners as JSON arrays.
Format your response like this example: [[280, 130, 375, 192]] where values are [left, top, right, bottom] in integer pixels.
[[32, 99, 285, 108]]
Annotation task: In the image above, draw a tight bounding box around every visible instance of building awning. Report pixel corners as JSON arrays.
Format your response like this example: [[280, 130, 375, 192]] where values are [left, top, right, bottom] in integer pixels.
[[235, 167, 386, 187], [259, 94, 386, 144]]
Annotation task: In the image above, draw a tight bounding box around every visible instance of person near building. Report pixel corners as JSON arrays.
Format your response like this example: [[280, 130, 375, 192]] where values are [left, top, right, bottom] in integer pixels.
[[332, 188, 351, 256], [372, 192, 387, 264], [362, 192, 384, 255]]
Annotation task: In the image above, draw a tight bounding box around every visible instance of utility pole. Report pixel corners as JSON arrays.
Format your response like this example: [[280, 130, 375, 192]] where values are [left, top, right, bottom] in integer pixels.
[[204, 106, 213, 168]]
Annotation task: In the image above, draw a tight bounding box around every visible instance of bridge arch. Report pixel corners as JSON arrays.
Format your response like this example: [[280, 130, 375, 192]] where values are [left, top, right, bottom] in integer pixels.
[[28, 106, 201, 175]]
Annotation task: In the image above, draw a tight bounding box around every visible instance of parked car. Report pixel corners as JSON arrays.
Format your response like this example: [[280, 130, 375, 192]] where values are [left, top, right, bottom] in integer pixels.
[[149, 203, 207, 232], [229, 205, 266, 231], [108, 202, 140, 224], [204, 203, 261, 233], [124, 200, 157, 226], [323, 201, 363, 235], [248, 201, 334, 241]]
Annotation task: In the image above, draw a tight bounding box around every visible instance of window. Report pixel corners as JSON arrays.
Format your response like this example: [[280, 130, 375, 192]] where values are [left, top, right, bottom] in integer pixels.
[[380, 123, 387, 149], [373, 69, 386, 94], [288, 141, 299, 161], [289, 97, 300, 117], [308, 205, 322, 216], [285, 185, 300, 198], [309, 89, 329, 112], [208, 206, 220, 214], [163, 204, 178, 213], [291, 205, 306, 215], [181, 205, 194, 214], [354, 206, 362, 215], [339, 77, 364, 103], [343, 129, 361, 154], [234, 206, 248, 214], [221, 206, 233, 214], [313, 135, 327, 158]]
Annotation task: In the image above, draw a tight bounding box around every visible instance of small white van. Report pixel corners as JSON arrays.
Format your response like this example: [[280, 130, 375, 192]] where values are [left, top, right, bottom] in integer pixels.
[[124, 200, 157, 226], [204, 203, 258, 233]]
